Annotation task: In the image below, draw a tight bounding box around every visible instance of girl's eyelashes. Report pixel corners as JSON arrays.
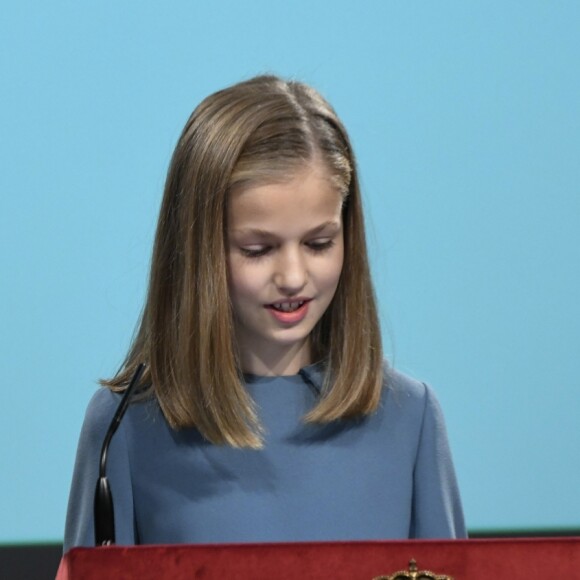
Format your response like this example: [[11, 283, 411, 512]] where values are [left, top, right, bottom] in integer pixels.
[[306, 239, 335, 253], [238, 239, 336, 259], [240, 246, 271, 258]]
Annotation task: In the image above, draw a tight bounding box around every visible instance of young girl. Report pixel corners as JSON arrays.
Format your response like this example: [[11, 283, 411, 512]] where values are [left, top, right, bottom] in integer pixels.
[[64, 75, 466, 551]]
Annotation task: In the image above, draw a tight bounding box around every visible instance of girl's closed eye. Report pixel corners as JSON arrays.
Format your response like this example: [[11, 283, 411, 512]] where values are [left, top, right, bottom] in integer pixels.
[[240, 245, 271, 258], [306, 238, 335, 253], [239, 239, 336, 259]]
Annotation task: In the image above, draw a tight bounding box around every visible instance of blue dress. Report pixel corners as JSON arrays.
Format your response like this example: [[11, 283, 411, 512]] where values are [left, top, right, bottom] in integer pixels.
[[64, 364, 466, 551]]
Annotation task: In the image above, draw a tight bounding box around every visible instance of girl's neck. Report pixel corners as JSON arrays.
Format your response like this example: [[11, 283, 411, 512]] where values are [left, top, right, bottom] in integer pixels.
[[238, 338, 311, 377]]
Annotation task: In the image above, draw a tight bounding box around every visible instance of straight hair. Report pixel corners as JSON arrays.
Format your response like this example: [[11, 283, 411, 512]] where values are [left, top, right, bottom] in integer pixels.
[[102, 75, 384, 448]]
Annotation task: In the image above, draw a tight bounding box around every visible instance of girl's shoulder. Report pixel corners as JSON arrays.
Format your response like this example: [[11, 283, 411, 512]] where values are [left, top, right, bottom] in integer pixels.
[[78, 387, 164, 461], [384, 364, 431, 400], [382, 363, 449, 423], [382, 363, 451, 438], [81, 387, 122, 434]]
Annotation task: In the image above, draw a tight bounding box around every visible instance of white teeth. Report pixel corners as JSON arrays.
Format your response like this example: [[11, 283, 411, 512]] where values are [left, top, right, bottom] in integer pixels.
[[273, 301, 304, 312]]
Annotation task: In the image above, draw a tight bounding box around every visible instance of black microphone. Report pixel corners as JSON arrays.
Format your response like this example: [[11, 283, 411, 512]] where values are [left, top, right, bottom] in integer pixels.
[[94, 363, 145, 546]]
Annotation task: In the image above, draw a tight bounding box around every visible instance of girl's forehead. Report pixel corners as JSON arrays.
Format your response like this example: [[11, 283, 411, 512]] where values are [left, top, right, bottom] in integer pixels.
[[228, 164, 343, 229], [228, 166, 342, 221]]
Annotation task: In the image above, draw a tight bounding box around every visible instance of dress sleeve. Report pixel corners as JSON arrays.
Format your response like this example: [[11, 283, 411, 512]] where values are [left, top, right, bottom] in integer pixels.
[[63, 389, 136, 552], [410, 383, 467, 538]]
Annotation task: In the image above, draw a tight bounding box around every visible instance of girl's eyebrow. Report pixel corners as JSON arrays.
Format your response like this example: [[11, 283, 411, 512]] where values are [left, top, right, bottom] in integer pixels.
[[307, 220, 342, 235], [231, 220, 341, 238]]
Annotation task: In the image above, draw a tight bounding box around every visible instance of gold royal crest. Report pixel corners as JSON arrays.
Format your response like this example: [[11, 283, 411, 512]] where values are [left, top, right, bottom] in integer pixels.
[[372, 558, 453, 580]]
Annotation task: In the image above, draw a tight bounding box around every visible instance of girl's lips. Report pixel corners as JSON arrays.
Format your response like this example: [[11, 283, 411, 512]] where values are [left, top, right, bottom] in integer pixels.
[[265, 299, 311, 324]]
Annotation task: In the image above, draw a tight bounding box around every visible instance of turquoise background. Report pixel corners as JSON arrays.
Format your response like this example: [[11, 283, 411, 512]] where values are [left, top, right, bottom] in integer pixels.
[[1, 1, 579, 543]]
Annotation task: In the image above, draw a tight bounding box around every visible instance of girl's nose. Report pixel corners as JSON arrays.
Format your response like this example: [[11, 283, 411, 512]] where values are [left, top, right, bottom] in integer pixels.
[[273, 248, 307, 294]]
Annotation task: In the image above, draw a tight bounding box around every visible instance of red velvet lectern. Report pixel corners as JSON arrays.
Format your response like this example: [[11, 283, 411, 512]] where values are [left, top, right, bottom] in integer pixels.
[[57, 537, 580, 579]]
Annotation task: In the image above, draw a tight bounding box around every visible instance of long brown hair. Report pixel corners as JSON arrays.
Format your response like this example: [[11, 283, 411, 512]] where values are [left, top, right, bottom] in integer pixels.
[[103, 75, 383, 448]]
